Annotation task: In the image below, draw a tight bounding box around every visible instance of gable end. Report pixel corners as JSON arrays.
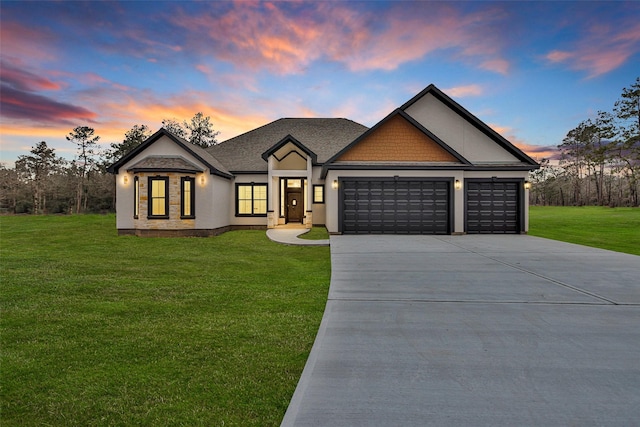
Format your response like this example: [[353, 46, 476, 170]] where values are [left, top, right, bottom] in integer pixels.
[[401, 84, 539, 167]]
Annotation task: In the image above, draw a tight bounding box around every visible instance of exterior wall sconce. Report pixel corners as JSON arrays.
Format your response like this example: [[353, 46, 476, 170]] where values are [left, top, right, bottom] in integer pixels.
[[200, 175, 206, 186], [332, 180, 339, 190], [123, 175, 129, 185], [454, 179, 462, 190], [524, 181, 531, 190]]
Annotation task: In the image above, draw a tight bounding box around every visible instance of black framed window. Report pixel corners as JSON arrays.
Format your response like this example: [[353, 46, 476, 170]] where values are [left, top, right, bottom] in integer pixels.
[[133, 176, 139, 219], [148, 176, 169, 219], [313, 184, 324, 203], [236, 183, 267, 216], [181, 177, 195, 219]]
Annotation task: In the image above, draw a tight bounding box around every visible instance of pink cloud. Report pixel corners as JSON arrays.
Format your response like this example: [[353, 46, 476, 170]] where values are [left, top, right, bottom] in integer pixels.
[[490, 123, 559, 160], [0, 61, 97, 125], [514, 142, 560, 161], [0, 60, 61, 91], [0, 85, 97, 125], [444, 84, 484, 98], [0, 22, 58, 64], [544, 19, 640, 77], [479, 59, 510, 75], [171, 2, 511, 75], [546, 50, 572, 63]]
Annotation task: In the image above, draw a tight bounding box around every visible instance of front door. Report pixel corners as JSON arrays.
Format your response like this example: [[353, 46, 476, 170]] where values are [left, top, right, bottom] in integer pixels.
[[286, 191, 303, 223]]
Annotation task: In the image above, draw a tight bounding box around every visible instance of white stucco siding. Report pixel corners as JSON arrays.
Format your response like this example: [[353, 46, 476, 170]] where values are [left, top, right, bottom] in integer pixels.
[[310, 166, 326, 225], [196, 174, 230, 230], [404, 93, 520, 164], [115, 173, 134, 229]]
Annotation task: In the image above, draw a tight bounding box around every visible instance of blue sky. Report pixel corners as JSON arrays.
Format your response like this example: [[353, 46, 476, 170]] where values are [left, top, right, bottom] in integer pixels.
[[1, 1, 639, 165]]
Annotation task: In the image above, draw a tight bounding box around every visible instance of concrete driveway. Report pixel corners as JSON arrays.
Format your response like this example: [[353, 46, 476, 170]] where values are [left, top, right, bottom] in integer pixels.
[[281, 235, 640, 426]]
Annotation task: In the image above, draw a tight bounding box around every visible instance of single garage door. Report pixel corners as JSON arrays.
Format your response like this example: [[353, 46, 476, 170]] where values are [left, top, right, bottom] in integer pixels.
[[466, 180, 521, 234], [340, 178, 451, 234]]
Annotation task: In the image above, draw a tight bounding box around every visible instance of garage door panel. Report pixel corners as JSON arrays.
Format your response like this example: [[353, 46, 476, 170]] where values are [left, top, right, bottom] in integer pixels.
[[341, 178, 450, 234], [466, 181, 520, 234]]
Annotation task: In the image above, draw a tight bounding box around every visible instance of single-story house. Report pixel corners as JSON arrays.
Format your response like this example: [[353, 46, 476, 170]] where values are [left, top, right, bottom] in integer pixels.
[[108, 84, 539, 237]]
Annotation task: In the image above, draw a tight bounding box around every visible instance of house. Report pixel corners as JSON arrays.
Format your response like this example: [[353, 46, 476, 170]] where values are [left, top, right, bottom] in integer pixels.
[[108, 84, 539, 236]]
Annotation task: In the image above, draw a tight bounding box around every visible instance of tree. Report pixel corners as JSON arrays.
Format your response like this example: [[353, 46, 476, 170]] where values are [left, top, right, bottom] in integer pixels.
[[584, 112, 616, 205], [184, 112, 220, 148], [108, 124, 152, 163], [614, 77, 640, 134], [161, 113, 220, 148], [15, 141, 63, 214], [558, 124, 589, 205], [0, 165, 23, 214], [161, 118, 187, 139], [66, 126, 100, 213], [612, 77, 640, 206]]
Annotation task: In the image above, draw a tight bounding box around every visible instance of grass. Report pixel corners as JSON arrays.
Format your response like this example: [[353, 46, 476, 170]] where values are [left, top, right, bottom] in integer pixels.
[[529, 206, 640, 256], [297, 226, 330, 240], [0, 215, 331, 426]]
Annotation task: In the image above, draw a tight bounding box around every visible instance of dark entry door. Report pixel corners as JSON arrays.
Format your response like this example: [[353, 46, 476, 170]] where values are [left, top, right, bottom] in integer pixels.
[[287, 191, 303, 223]]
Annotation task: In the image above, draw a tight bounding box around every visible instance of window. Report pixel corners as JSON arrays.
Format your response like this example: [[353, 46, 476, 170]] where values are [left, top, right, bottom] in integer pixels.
[[280, 179, 285, 217], [148, 176, 169, 218], [181, 177, 195, 219], [287, 179, 302, 188], [313, 185, 324, 203], [134, 176, 139, 219], [236, 183, 267, 216]]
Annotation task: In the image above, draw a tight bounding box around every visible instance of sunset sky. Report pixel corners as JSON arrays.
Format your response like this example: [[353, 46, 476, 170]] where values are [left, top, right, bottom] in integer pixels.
[[1, 1, 639, 166]]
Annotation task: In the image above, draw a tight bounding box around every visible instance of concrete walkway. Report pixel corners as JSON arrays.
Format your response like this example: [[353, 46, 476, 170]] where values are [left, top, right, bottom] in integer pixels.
[[281, 235, 640, 426], [266, 227, 330, 246]]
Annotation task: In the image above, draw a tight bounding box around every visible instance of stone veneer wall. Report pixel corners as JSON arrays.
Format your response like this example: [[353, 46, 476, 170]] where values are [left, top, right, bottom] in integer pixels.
[[135, 172, 194, 230]]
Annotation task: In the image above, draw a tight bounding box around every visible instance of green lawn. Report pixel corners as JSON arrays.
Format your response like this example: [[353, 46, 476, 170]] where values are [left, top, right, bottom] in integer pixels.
[[0, 215, 330, 426], [297, 226, 330, 240], [529, 206, 640, 256]]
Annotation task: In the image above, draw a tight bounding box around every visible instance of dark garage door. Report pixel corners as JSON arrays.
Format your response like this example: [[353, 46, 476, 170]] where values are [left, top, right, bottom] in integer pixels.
[[340, 178, 451, 234], [466, 180, 521, 234]]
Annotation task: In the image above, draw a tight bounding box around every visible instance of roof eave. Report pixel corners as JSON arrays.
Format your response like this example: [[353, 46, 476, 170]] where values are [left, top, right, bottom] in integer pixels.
[[107, 128, 233, 179]]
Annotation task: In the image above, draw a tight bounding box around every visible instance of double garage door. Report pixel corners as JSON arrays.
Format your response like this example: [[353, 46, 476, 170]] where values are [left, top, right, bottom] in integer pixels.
[[340, 178, 521, 235], [340, 178, 451, 234]]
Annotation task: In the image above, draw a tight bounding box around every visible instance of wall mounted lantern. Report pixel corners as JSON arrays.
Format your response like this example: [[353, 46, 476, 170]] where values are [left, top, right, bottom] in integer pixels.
[[454, 179, 462, 190], [524, 181, 531, 190], [332, 180, 339, 190], [123, 175, 129, 185]]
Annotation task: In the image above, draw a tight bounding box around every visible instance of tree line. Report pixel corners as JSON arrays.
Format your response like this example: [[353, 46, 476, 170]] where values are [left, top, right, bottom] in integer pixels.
[[529, 77, 640, 207], [1, 113, 219, 214]]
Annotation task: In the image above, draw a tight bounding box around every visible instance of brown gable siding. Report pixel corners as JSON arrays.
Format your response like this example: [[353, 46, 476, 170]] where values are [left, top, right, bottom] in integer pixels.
[[337, 115, 459, 162]]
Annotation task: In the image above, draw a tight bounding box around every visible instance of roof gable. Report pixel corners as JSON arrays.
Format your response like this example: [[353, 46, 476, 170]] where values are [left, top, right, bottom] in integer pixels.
[[261, 134, 317, 163], [324, 109, 469, 172], [402, 84, 539, 167], [335, 112, 464, 163], [107, 129, 232, 178]]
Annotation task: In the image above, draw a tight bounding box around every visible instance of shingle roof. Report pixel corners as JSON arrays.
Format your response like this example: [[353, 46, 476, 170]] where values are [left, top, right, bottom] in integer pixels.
[[208, 118, 368, 172], [107, 128, 233, 178], [127, 155, 204, 173]]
